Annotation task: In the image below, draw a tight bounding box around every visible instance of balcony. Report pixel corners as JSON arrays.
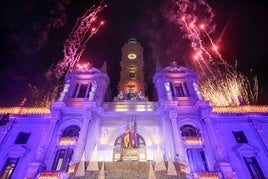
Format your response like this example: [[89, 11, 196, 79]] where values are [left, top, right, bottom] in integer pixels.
[[193, 171, 221, 179], [37, 171, 67, 179], [183, 136, 203, 145], [58, 137, 77, 145]]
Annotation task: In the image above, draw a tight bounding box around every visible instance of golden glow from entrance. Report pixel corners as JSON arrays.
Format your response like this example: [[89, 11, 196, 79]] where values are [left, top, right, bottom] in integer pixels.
[[114, 104, 153, 112], [127, 53, 137, 59]]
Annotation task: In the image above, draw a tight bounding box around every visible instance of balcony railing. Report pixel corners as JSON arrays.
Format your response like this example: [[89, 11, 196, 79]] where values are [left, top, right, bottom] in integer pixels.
[[194, 171, 220, 179], [58, 137, 77, 145], [183, 136, 203, 145], [37, 171, 67, 179]]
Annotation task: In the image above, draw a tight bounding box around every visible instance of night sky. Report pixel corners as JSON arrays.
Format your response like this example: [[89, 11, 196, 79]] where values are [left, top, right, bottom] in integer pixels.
[[0, 0, 267, 107]]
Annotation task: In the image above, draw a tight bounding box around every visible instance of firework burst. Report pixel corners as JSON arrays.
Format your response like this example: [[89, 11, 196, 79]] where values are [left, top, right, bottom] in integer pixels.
[[39, 1, 106, 107], [47, 1, 106, 80], [171, 0, 259, 106]]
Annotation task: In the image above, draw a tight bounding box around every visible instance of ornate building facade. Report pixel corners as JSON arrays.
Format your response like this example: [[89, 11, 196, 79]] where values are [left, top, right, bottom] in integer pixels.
[[0, 39, 268, 179]]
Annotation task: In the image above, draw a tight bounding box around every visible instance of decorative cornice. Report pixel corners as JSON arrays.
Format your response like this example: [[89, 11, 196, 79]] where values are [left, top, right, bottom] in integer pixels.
[[213, 105, 268, 114], [1, 105, 267, 115], [0, 107, 50, 115]]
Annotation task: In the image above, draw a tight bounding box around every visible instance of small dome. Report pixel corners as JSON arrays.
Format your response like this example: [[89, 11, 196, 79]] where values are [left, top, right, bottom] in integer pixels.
[[160, 61, 195, 74], [72, 67, 102, 75], [128, 38, 137, 44]]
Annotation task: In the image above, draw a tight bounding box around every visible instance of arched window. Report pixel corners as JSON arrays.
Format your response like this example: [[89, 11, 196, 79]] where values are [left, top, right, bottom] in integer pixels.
[[62, 125, 80, 138], [114, 133, 146, 148], [181, 124, 199, 137], [51, 125, 79, 171]]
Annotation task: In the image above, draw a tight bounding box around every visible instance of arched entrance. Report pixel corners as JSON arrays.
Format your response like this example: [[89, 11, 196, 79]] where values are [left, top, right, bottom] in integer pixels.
[[113, 133, 147, 161]]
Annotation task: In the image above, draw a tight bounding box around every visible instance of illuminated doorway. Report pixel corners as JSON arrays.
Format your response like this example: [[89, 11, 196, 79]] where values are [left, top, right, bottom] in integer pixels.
[[113, 133, 146, 161]]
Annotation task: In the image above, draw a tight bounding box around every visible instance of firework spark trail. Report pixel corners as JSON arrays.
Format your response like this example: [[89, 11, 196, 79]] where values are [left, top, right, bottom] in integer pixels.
[[198, 52, 215, 77], [193, 54, 206, 74], [189, 24, 218, 77], [178, 2, 217, 78], [193, 49, 213, 76], [41, 2, 106, 107], [200, 25, 232, 70], [192, 27, 213, 62], [50, 2, 106, 80], [170, 0, 259, 106], [172, 0, 217, 73]]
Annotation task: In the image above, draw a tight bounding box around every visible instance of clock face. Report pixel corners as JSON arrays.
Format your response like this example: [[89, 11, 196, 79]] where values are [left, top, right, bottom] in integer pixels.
[[127, 53, 137, 60]]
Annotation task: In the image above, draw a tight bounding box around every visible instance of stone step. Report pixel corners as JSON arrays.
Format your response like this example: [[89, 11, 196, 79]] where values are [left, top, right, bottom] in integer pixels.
[[71, 161, 186, 179], [105, 161, 149, 172]]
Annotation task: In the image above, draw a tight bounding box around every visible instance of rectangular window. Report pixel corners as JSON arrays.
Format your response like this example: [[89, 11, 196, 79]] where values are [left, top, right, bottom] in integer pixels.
[[15, 132, 31, 144], [77, 84, 88, 98], [187, 148, 208, 172], [129, 71, 136, 79], [0, 158, 19, 179], [169, 82, 188, 97], [244, 157, 265, 178], [233, 131, 248, 143], [174, 83, 185, 97], [52, 148, 73, 172], [72, 84, 79, 98], [72, 83, 91, 98]]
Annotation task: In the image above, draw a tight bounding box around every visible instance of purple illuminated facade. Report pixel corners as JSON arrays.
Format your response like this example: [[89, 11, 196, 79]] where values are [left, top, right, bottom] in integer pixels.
[[0, 39, 268, 179]]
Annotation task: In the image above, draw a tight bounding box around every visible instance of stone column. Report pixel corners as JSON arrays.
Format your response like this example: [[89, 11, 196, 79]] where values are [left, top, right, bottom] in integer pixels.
[[25, 119, 57, 178], [203, 116, 237, 179], [170, 111, 188, 164], [161, 111, 175, 160], [84, 111, 100, 162], [169, 110, 179, 155], [72, 111, 91, 162], [170, 119, 182, 162]]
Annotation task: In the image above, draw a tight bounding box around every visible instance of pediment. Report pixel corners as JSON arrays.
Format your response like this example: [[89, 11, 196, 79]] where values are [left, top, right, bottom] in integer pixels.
[[8, 145, 29, 157], [232, 144, 259, 155]]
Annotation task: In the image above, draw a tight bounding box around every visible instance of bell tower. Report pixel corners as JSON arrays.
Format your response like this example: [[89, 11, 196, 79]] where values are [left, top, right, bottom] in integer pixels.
[[117, 38, 146, 100]]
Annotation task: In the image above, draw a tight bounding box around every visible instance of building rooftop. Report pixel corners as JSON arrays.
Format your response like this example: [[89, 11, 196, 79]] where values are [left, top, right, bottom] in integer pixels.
[[1, 105, 268, 115]]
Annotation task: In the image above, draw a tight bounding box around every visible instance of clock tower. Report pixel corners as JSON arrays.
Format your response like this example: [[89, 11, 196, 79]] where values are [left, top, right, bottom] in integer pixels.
[[117, 38, 146, 100]]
